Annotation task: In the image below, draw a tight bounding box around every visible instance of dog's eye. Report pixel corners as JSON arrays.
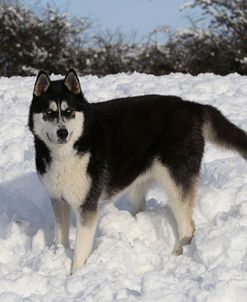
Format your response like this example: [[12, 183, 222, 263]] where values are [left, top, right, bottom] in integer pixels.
[[65, 108, 74, 114], [44, 109, 52, 115]]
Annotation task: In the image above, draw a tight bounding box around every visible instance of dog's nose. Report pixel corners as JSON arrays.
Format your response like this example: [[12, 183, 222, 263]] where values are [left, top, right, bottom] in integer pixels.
[[57, 128, 68, 139]]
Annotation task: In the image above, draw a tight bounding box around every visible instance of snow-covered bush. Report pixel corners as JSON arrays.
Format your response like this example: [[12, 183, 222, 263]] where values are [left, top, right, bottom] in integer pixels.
[[143, 0, 247, 75], [86, 31, 143, 75], [0, 0, 90, 76], [1, 0, 246, 76], [181, 0, 247, 74], [167, 28, 238, 74]]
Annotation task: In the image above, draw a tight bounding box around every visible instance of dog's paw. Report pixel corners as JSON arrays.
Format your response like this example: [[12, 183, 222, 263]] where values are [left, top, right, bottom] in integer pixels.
[[173, 244, 183, 256], [173, 236, 193, 256]]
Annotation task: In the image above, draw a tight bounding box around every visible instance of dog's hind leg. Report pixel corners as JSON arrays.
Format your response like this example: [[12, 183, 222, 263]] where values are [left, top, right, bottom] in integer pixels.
[[128, 181, 148, 216], [170, 183, 197, 256], [156, 165, 197, 255], [51, 199, 71, 248]]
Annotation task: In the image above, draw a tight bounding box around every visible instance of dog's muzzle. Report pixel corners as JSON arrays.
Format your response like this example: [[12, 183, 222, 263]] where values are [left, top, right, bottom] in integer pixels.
[[56, 127, 68, 143]]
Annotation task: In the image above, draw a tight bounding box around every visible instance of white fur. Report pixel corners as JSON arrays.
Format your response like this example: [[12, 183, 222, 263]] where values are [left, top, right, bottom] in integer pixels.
[[72, 212, 97, 273], [51, 199, 71, 248], [43, 149, 92, 272], [42, 151, 91, 207], [128, 181, 149, 215]]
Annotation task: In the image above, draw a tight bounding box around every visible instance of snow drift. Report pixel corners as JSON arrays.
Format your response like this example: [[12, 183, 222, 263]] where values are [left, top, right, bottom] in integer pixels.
[[0, 73, 247, 301]]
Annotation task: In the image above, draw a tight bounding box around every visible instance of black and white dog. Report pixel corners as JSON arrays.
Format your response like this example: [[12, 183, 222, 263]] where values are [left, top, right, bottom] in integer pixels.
[[28, 70, 247, 273]]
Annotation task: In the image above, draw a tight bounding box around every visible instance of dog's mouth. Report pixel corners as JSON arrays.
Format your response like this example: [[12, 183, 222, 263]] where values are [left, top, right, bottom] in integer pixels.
[[46, 132, 67, 144], [57, 139, 68, 144]]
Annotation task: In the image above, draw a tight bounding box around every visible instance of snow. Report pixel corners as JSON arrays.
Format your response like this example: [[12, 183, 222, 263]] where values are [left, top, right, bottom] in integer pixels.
[[0, 72, 247, 301]]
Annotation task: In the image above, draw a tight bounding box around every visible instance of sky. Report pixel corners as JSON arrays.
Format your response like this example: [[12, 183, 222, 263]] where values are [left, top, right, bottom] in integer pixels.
[[39, 0, 202, 37]]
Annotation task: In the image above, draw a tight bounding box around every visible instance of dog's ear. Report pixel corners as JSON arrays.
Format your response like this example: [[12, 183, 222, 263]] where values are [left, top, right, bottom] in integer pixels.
[[64, 69, 81, 95], [33, 71, 50, 97]]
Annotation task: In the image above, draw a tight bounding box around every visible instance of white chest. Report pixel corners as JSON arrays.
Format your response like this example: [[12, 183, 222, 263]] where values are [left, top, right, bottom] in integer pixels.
[[41, 152, 91, 207]]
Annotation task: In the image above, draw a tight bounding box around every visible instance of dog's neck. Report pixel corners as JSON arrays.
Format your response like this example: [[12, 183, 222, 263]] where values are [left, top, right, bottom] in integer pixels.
[[48, 140, 78, 161]]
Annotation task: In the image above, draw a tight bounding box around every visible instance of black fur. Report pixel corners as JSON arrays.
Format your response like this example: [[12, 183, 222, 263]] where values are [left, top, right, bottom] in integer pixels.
[[28, 72, 247, 271], [33, 136, 51, 175], [29, 78, 247, 206], [74, 96, 206, 196], [203, 105, 247, 158]]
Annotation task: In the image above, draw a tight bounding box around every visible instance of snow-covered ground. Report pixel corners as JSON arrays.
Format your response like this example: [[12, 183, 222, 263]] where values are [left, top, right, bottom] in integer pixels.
[[0, 72, 247, 301]]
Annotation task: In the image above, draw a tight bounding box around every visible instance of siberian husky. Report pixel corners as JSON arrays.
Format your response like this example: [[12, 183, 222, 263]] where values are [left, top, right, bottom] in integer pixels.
[[28, 70, 247, 273]]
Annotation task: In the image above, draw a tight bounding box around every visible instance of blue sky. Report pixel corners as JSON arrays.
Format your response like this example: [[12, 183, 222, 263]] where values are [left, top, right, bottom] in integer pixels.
[[40, 0, 202, 36]]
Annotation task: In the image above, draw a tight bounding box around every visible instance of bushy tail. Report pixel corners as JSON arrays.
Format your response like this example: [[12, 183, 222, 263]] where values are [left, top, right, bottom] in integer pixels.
[[203, 105, 247, 160]]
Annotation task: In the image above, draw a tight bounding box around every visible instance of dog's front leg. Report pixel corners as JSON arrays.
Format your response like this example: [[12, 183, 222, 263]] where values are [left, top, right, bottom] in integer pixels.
[[51, 199, 71, 248], [72, 206, 98, 273]]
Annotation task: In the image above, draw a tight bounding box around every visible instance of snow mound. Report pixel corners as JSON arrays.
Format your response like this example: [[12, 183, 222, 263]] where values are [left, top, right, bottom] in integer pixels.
[[0, 72, 247, 301]]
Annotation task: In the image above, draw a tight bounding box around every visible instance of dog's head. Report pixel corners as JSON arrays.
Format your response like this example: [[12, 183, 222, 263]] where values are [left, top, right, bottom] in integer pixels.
[[29, 69, 87, 146]]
